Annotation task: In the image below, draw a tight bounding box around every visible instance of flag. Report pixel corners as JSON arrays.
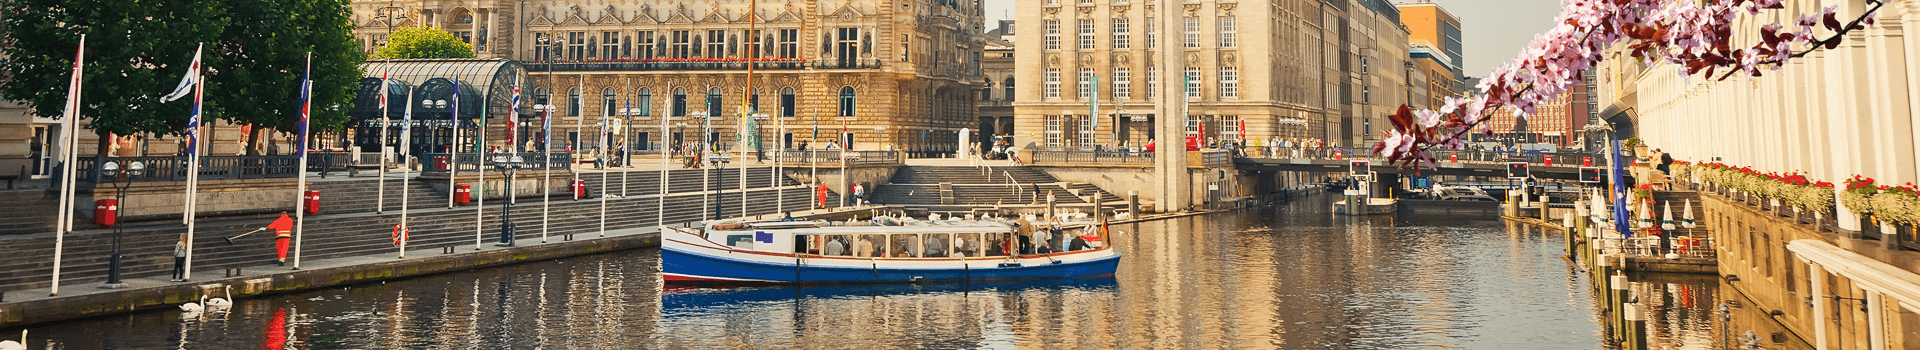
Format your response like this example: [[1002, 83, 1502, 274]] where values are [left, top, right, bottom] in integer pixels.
[[296, 56, 312, 157], [451, 75, 462, 128], [542, 95, 551, 151], [1610, 139, 1631, 238], [159, 46, 201, 103], [507, 80, 520, 152]]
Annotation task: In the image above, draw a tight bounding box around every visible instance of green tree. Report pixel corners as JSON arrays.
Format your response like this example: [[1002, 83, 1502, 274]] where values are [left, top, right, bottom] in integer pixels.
[[375, 26, 474, 59], [211, 0, 363, 154], [0, 0, 228, 152]]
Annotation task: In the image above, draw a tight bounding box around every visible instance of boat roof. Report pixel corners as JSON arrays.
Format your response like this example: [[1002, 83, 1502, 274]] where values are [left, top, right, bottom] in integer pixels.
[[710, 219, 1014, 234]]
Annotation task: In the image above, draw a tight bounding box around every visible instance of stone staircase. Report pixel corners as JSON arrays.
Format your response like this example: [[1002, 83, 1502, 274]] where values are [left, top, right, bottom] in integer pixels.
[[0, 191, 64, 235], [0, 185, 837, 292]]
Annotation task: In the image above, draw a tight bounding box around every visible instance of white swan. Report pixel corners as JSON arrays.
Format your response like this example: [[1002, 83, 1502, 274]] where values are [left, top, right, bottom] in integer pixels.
[[179, 294, 206, 313], [0, 329, 24, 350], [203, 286, 233, 308]]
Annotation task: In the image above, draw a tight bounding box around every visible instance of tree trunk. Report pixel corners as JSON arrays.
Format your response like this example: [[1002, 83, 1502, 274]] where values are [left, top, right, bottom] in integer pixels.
[[94, 129, 110, 158], [245, 124, 263, 156]]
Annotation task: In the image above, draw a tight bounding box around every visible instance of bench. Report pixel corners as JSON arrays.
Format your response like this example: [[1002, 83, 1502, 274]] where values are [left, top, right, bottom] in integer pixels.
[[347, 164, 383, 177]]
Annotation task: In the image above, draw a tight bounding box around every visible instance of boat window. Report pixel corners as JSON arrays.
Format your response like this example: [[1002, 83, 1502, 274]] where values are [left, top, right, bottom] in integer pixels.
[[953, 233, 980, 258], [922, 233, 950, 258], [796, 235, 815, 255], [891, 234, 922, 258], [725, 234, 754, 249], [853, 234, 885, 257], [984, 232, 1011, 257], [821, 235, 851, 256]]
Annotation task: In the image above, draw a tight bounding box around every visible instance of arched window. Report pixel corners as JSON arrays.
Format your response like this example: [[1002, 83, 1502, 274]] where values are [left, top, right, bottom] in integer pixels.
[[780, 87, 796, 117], [1003, 77, 1015, 102], [839, 86, 856, 117], [706, 87, 722, 114], [982, 81, 994, 100], [534, 88, 550, 105], [672, 88, 687, 116], [602, 88, 617, 117], [749, 88, 762, 114], [638, 88, 653, 116], [568, 88, 581, 116]]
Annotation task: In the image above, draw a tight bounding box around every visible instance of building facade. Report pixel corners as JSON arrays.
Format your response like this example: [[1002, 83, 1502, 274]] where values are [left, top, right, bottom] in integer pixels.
[[977, 20, 1015, 155], [352, 0, 987, 155]]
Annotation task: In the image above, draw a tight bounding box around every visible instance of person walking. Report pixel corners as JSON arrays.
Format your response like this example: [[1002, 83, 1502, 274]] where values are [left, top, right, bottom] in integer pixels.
[[265, 212, 295, 266], [171, 234, 188, 281], [852, 182, 866, 208]]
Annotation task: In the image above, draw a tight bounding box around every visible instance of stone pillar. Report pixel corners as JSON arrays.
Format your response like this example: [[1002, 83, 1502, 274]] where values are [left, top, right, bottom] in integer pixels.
[[1153, 3, 1189, 213], [1823, 20, 1870, 231], [1866, 16, 1917, 185]]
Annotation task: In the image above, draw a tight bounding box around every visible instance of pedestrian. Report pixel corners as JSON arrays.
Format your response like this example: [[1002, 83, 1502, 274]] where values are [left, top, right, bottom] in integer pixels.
[[265, 212, 294, 266], [817, 184, 829, 209], [852, 182, 866, 208], [171, 234, 188, 281]]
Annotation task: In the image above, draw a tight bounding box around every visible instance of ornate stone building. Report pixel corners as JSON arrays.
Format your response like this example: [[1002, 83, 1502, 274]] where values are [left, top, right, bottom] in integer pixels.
[[351, 0, 987, 155]]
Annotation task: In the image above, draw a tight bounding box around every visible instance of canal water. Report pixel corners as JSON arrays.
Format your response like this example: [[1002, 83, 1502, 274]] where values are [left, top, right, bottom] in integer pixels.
[[11, 193, 1734, 349]]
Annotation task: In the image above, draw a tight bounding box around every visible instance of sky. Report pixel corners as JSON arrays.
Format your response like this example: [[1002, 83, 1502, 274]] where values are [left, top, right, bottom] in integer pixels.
[[981, 0, 1563, 78]]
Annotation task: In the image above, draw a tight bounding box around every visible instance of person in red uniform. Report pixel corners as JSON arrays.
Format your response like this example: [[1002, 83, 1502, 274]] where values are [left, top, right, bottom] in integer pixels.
[[265, 212, 294, 266]]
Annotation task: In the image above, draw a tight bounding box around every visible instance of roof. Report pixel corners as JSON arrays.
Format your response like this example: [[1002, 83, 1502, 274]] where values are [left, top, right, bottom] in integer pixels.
[[351, 59, 530, 121]]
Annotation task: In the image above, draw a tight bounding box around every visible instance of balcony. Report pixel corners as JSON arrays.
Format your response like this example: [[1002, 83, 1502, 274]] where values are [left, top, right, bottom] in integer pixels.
[[522, 58, 884, 72]]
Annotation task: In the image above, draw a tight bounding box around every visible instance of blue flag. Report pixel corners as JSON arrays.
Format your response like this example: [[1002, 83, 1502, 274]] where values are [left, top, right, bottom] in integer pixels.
[[1610, 139, 1631, 238], [296, 58, 311, 158]]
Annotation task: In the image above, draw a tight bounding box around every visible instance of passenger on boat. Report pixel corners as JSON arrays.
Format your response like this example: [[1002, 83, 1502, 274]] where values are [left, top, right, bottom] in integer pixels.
[[854, 237, 875, 257], [1050, 223, 1069, 252], [1069, 235, 1090, 251], [900, 235, 921, 257], [1033, 226, 1052, 254], [924, 235, 946, 257], [824, 237, 845, 256]]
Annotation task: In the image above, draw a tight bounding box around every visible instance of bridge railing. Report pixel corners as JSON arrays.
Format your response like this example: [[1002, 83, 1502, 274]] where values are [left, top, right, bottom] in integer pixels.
[[771, 150, 901, 166], [1030, 150, 1155, 165], [1241, 147, 1607, 167]]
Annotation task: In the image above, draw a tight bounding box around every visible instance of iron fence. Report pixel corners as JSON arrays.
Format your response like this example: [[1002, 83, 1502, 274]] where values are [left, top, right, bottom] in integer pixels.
[[420, 152, 572, 176], [74, 155, 301, 183], [1030, 150, 1155, 164], [771, 150, 900, 166]]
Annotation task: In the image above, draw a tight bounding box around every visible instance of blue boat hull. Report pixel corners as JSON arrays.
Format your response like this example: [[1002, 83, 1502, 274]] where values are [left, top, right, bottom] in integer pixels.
[[662, 248, 1122, 284]]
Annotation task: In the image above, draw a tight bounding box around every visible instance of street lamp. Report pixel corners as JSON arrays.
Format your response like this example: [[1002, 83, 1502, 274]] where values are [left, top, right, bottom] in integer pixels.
[[99, 160, 143, 288], [492, 155, 525, 246], [710, 152, 731, 220]]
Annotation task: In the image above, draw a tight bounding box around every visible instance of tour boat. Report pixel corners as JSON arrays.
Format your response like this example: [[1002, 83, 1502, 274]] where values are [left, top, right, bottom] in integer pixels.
[[661, 217, 1121, 284]]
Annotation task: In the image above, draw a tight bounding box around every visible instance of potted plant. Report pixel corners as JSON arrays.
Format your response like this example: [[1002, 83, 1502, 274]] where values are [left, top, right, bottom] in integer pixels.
[[1843, 175, 1878, 233], [1872, 183, 1918, 242]]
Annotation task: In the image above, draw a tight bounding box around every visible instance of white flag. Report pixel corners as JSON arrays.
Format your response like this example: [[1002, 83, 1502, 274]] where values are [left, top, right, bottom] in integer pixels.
[[159, 44, 202, 103]]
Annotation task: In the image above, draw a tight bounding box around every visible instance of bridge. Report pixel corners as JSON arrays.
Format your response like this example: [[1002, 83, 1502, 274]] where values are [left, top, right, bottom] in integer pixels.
[[1231, 152, 1603, 181]]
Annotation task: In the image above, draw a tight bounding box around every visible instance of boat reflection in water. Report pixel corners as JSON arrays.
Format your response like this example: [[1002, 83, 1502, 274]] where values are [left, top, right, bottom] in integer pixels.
[[659, 277, 1120, 348]]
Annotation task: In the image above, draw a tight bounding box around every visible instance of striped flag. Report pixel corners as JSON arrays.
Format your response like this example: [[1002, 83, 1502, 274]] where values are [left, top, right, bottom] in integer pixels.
[[451, 75, 462, 128], [296, 56, 312, 157], [170, 46, 204, 155]]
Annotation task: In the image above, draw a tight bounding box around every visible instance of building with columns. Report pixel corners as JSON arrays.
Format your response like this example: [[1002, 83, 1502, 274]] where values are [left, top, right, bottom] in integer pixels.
[[1009, 0, 1406, 152], [1599, 0, 1920, 347], [351, 0, 987, 155]]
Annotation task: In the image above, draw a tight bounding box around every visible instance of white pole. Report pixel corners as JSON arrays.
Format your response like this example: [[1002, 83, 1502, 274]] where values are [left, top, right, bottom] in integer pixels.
[[776, 112, 783, 216], [294, 52, 311, 269], [50, 35, 85, 295], [542, 102, 552, 243], [658, 113, 667, 227], [810, 108, 817, 212], [599, 83, 614, 237], [739, 109, 747, 219], [448, 79, 459, 209], [703, 111, 711, 220], [399, 89, 414, 258], [183, 50, 206, 282], [377, 73, 390, 214]]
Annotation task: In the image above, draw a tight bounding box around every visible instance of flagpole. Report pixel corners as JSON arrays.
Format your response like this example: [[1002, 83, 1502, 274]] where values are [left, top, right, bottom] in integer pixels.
[[620, 78, 632, 199], [293, 52, 311, 269], [448, 75, 460, 209], [541, 81, 552, 243], [183, 43, 206, 282], [810, 107, 817, 212], [657, 101, 667, 228], [703, 109, 711, 220], [776, 108, 783, 216], [599, 81, 614, 237], [49, 35, 84, 295], [378, 72, 391, 214], [738, 103, 746, 219], [399, 88, 414, 258]]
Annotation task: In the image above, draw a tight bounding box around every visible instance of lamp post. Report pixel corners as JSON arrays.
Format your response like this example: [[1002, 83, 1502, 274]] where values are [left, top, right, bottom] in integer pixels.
[[98, 160, 142, 289], [492, 155, 524, 246], [710, 152, 730, 220]]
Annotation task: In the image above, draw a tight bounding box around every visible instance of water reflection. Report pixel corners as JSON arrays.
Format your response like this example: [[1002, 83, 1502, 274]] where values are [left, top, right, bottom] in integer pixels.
[[8, 194, 1752, 349]]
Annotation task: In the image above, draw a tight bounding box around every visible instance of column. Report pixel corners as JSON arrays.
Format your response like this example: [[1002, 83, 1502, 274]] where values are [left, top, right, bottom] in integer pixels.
[[1866, 13, 1916, 184], [1810, 262, 1829, 350], [1155, 4, 1189, 212], [1824, 16, 1870, 231]]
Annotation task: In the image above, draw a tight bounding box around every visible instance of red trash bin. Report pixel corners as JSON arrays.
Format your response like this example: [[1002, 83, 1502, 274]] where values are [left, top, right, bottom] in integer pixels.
[[1544, 156, 1553, 166], [434, 156, 450, 170], [454, 184, 472, 205], [303, 190, 321, 214], [1583, 157, 1593, 167], [95, 199, 117, 227], [572, 179, 587, 199]]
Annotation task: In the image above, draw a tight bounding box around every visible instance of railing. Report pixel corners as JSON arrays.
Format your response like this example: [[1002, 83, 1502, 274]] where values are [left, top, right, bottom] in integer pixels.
[[74, 155, 302, 183], [1239, 146, 1608, 167], [1199, 150, 1230, 167], [524, 60, 810, 72], [1591, 236, 1717, 259], [1030, 150, 1155, 165], [809, 58, 885, 69], [420, 152, 573, 176], [771, 150, 900, 166]]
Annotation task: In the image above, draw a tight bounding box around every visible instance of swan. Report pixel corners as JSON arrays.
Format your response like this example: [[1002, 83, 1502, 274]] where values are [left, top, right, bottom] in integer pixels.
[[203, 286, 233, 308], [0, 329, 24, 350], [179, 294, 206, 313]]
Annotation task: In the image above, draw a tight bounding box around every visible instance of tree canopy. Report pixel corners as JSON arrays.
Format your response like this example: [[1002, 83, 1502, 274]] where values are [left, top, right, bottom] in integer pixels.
[[0, 0, 363, 149], [374, 26, 475, 59]]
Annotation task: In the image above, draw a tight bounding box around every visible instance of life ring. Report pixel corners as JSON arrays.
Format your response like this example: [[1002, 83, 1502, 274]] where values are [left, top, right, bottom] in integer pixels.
[[392, 224, 409, 245]]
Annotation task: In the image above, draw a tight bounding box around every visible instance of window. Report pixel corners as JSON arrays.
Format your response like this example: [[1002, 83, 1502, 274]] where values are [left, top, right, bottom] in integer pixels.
[[748, 88, 761, 114], [1044, 69, 1061, 99], [672, 88, 687, 116], [900, 34, 911, 62], [1186, 117, 1199, 137], [1044, 20, 1061, 50], [1077, 19, 1095, 50], [568, 31, 587, 60], [1221, 115, 1239, 142], [1112, 19, 1131, 49], [1146, 18, 1157, 49], [568, 88, 581, 116], [780, 88, 796, 117], [1006, 77, 1021, 100], [1183, 18, 1199, 48], [1361, 56, 1369, 74], [1113, 68, 1130, 100], [839, 87, 856, 117], [601, 32, 621, 59], [706, 88, 722, 114], [635, 31, 655, 59], [1218, 17, 1237, 48], [533, 33, 555, 59], [982, 80, 994, 100], [1146, 68, 1157, 99], [741, 30, 760, 58], [1184, 67, 1200, 99], [602, 88, 617, 117], [1045, 115, 1062, 149], [1362, 86, 1370, 104], [637, 89, 652, 116], [671, 31, 691, 58], [778, 29, 799, 58], [707, 30, 726, 58], [1078, 68, 1094, 99], [1076, 115, 1095, 149], [1219, 67, 1238, 99]]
